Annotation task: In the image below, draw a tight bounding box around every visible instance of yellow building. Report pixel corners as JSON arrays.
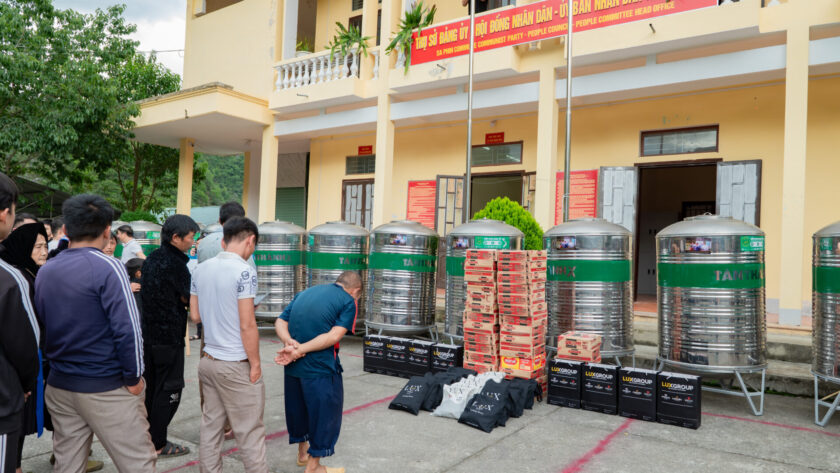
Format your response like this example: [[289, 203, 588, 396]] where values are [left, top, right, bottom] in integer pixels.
[[132, 0, 840, 327]]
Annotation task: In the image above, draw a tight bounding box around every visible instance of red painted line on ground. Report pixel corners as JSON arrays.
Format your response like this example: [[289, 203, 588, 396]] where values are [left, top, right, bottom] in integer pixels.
[[703, 412, 840, 438], [265, 339, 282, 344], [162, 394, 396, 473], [559, 419, 634, 473], [344, 353, 363, 358]]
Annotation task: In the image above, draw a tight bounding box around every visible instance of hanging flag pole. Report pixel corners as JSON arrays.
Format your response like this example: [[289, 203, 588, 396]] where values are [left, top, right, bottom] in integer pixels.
[[464, 0, 477, 222], [562, 0, 574, 222]]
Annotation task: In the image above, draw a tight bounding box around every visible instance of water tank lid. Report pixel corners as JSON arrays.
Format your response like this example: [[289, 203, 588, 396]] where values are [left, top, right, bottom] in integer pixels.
[[128, 220, 162, 231], [374, 220, 439, 237], [657, 215, 763, 237], [258, 221, 307, 234], [545, 218, 631, 236], [814, 220, 840, 238], [449, 218, 524, 238], [308, 220, 370, 237], [111, 220, 129, 231]]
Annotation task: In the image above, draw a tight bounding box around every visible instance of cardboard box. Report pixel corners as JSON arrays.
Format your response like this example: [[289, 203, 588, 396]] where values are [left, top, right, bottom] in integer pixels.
[[463, 360, 498, 374], [385, 338, 411, 377], [497, 292, 545, 305], [464, 350, 500, 366], [464, 258, 495, 270], [499, 328, 543, 344], [466, 291, 496, 305], [466, 283, 496, 296], [405, 340, 434, 376], [500, 343, 546, 359], [557, 332, 603, 351], [466, 249, 497, 260], [527, 260, 548, 270], [555, 352, 602, 363], [497, 271, 528, 285], [528, 270, 548, 282], [464, 340, 498, 354], [464, 301, 497, 315], [527, 250, 547, 260], [498, 250, 527, 262], [497, 281, 545, 296], [431, 343, 463, 373], [363, 335, 388, 373], [657, 372, 701, 429], [464, 269, 496, 283], [498, 301, 547, 317], [556, 346, 601, 362], [463, 320, 499, 334], [463, 330, 499, 345], [500, 354, 546, 379], [463, 311, 499, 325], [547, 359, 583, 408], [501, 313, 548, 328], [581, 363, 619, 415], [501, 324, 546, 337], [498, 260, 529, 272], [618, 368, 658, 422]]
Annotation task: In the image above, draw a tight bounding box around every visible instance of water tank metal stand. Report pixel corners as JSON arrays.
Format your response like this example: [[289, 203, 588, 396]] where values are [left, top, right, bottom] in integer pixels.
[[656, 358, 766, 416], [813, 373, 840, 427], [364, 323, 439, 343]]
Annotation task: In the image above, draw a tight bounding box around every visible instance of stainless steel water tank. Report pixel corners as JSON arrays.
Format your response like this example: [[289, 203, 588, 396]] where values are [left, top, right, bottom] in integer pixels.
[[367, 220, 438, 332], [129, 221, 162, 255], [544, 218, 633, 357], [307, 221, 369, 324], [657, 215, 767, 371], [813, 221, 840, 380], [444, 219, 523, 338], [255, 221, 306, 321]]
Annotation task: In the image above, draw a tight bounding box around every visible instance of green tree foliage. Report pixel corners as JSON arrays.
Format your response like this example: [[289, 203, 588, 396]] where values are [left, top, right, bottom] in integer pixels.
[[119, 210, 159, 224], [192, 154, 244, 207], [473, 197, 544, 250], [0, 1, 136, 183]]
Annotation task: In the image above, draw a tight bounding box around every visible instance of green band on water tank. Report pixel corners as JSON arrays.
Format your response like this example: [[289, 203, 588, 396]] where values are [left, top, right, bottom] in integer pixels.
[[307, 252, 368, 270], [254, 250, 304, 266], [140, 244, 158, 255], [547, 259, 631, 282], [658, 262, 765, 289], [369, 252, 436, 273], [446, 256, 466, 277], [814, 266, 840, 294]]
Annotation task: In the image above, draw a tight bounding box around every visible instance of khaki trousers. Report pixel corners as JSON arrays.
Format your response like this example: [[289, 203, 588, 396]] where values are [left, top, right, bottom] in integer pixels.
[[46, 384, 156, 473], [198, 357, 268, 473]]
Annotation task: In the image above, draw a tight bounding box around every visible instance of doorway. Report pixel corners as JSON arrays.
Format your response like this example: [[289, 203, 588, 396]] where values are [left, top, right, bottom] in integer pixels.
[[635, 163, 717, 300], [342, 179, 374, 230], [470, 173, 523, 216]]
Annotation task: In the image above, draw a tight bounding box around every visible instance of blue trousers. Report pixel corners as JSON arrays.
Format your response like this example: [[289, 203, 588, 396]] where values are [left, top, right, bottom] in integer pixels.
[[284, 374, 344, 458]]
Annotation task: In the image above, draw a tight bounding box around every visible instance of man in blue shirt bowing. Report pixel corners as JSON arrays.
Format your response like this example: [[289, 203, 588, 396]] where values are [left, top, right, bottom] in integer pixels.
[[274, 271, 361, 473]]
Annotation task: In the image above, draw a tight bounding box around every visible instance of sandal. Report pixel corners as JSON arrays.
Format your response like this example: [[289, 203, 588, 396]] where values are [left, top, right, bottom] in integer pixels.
[[158, 442, 190, 458]]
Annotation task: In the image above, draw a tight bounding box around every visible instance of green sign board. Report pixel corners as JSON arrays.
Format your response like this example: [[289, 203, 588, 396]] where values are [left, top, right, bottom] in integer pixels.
[[740, 235, 764, 252], [474, 236, 510, 250]]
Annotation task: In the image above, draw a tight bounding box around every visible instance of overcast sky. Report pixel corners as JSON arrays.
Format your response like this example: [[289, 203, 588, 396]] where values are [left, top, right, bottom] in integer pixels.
[[53, 0, 187, 76]]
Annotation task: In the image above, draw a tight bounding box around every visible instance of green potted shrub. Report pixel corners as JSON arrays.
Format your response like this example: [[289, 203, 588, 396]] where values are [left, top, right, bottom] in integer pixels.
[[473, 197, 544, 250], [295, 37, 314, 57], [386, 1, 437, 73], [326, 23, 371, 60]]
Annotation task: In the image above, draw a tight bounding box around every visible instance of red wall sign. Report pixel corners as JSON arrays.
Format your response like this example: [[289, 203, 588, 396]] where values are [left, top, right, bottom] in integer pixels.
[[411, 0, 717, 65], [407, 180, 437, 229], [555, 169, 598, 225], [358, 145, 373, 155], [485, 132, 505, 144]]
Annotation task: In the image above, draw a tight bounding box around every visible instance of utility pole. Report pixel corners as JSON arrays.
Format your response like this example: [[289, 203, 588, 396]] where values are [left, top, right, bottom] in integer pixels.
[[562, 0, 574, 222], [464, 0, 477, 222]]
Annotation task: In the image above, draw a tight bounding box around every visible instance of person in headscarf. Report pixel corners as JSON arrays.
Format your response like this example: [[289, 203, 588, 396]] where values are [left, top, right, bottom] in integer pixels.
[[0, 223, 104, 473]]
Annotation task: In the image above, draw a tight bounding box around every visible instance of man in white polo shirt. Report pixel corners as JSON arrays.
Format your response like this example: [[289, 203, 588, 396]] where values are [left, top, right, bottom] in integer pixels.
[[189, 216, 267, 473], [116, 224, 145, 263]]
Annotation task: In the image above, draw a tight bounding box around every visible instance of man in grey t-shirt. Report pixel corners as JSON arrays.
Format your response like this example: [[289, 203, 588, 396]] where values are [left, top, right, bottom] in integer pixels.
[[197, 202, 254, 267], [117, 225, 145, 263]]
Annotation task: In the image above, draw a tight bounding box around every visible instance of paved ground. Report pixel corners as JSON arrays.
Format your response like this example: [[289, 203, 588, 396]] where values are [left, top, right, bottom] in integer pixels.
[[20, 327, 840, 473]]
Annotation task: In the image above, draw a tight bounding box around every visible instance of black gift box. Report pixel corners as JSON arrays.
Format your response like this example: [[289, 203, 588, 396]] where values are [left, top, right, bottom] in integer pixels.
[[431, 343, 464, 373], [581, 363, 618, 415], [547, 359, 583, 408], [618, 367, 658, 422], [405, 340, 434, 376], [362, 335, 387, 373], [657, 371, 701, 430]]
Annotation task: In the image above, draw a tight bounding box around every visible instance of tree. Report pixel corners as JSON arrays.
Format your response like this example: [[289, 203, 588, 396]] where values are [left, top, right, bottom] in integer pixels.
[[473, 197, 544, 250], [0, 0, 137, 183]]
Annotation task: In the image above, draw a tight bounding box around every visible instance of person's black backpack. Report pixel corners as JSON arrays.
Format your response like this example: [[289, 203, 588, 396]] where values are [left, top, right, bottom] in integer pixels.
[[458, 379, 511, 433], [389, 373, 436, 415]]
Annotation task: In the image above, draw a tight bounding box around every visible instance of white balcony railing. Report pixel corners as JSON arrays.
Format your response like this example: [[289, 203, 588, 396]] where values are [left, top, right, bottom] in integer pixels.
[[274, 48, 381, 91]]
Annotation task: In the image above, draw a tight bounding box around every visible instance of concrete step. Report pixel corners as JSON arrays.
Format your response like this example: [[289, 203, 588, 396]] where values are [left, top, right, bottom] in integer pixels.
[[633, 317, 813, 365], [628, 344, 831, 398]]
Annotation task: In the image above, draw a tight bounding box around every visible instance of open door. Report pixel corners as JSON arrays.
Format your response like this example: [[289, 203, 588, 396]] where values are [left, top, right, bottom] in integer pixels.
[[716, 160, 761, 225], [598, 166, 638, 233]]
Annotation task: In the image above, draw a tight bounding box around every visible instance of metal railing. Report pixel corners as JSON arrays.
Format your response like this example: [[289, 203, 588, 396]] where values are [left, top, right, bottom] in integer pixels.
[[274, 48, 380, 91]]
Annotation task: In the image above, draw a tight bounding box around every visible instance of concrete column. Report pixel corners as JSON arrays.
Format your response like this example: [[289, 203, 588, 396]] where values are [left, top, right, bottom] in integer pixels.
[[282, 0, 299, 60], [778, 24, 809, 326], [258, 126, 279, 224], [176, 138, 195, 216], [360, 0, 379, 79], [533, 66, 559, 231], [372, 94, 395, 227], [242, 151, 251, 216]]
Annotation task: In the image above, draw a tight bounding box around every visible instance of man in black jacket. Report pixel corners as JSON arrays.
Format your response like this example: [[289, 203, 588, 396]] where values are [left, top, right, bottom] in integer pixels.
[[0, 172, 39, 473], [140, 214, 199, 458]]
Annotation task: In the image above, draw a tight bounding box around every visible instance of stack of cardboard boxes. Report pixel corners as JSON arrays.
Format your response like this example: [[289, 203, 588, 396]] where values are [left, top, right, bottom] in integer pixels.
[[497, 250, 549, 392], [462, 249, 500, 373], [556, 331, 602, 363]]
